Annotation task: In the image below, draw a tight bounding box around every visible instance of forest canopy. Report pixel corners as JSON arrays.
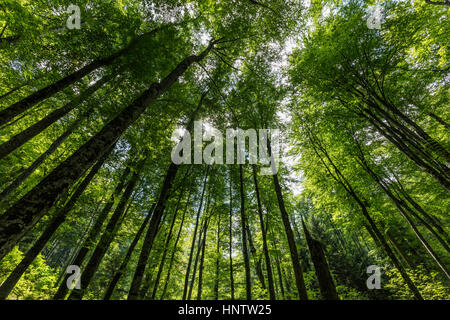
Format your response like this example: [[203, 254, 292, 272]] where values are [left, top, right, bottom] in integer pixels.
[[0, 0, 448, 301]]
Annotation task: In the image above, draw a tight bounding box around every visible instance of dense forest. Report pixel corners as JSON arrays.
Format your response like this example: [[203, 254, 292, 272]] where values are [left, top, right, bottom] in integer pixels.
[[0, 0, 448, 301]]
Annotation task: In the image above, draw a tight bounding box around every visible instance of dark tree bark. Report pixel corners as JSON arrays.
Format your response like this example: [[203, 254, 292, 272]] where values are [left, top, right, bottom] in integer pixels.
[[0, 26, 165, 126], [127, 163, 179, 300], [269, 157, 308, 299], [67, 158, 144, 300], [252, 165, 276, 300], [301, 219, 339, 300], [0, 115, 81, 201], [0, 75, 111, 160], [306, 127, 423, 300], [427, 112, 450, 130], [267, 217, 286, 300], [0, 146, 113, 300], [239, 164, 252, 300], [197, 216, 210, 300], [245, 213, 266, 290], [53, 165, 130, 299], [150, 187, 186, 300], [188, 199, 211, 300], [127, 91, 210, 300], [103, 204, 155, 300], [228, 166, 235, 300], [213, 213, 221, 300], [0, 40, 218, 261], [160, 190, 191, 300], [425, 0, 450, 6]]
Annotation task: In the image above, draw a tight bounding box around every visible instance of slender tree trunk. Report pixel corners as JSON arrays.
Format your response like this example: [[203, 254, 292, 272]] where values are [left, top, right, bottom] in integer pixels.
[[0, 40, 217, 261], [427, 112, 450, 130], [267, 216, 286, 299], [53, 164, 130, 299], [252, 165, 276, 299], [181, 168, 209, 300], [0, 74, 46, 101], [213, 213, 221, 300], [67, 158, 144, 300], [229, 166, 235, 300], [353, 145, 450, 277], [188, 200, 211, 300], [0, 27, 163, 126], [306, 128, 424, 300], [239, 164, 252, 300], [0, 144, 113, 300], [150, 188, 186, 300], [103, 204, 155, 300], [197, 217, 210, 300], [160, 190, 191, 300], [302, 219, 339, 300], [0, 75, 111, 160], [0, 116, 80, 201], [270, 170, 308, 299], [245, 214, 266, 290]]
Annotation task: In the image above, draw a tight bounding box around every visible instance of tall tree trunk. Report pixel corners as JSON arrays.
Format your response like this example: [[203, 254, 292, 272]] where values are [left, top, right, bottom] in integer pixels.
[[353, 142, 450, 278], [0, 115, 81, 201], [427, 112, 450, 130], [0, 73, 47, 102], [301, 219, 339, 300], [0, 143, 114, 299], [267, 216, 286, 300], [306, 127, 424, 300], [252, 165, 276, 300], [52, 164, 130, 299], [181, 167, 209, 300], [103, 204, 155, 300], [0, 74, 112, 160], [67, 158, 144, 300], [244, 209, 266, 290], [239, 164, 252, 300], [197, 216, 210, 300], [0, 40, 217, 261], [160, 190, 191, 300], [128, 91, 208, 300], [188, 200, 211, 300], [150, 187, 186, 300], [213, 213, 221, 300], [269, 162, 308, 299], [228, 166, 235, 300], [0, 27, 164, 126]]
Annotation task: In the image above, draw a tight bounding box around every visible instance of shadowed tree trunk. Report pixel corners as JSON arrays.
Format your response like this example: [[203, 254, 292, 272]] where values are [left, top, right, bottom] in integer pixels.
[[268, 139, 308, 300], [239, 164, 252, 300], [150, 186, 187, 300], [301, 219, 339, 300], [229, 166, 235, 300], [181, 167, 209, 300], [0, 74, 112, 160], [306, 127, 423, 300], [52, 164, 131, 299], [0, 114, 83, 201], [0, 40, 218, 261], [160, 189, 191, 300], [67, 157, 145, 300], [0, 26, 166, 127], [188, 199, 211, 300], [213, 212, 221, 300], [197, 216, 210, 300], [252, 165, 276, 300], [103, 203, 155, 300], [0, 145, 114, 300]]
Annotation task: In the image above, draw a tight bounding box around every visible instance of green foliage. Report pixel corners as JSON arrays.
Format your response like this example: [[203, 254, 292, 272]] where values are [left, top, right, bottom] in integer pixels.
[[0, 247, 58, 299], [386, 266, 450, 300]]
